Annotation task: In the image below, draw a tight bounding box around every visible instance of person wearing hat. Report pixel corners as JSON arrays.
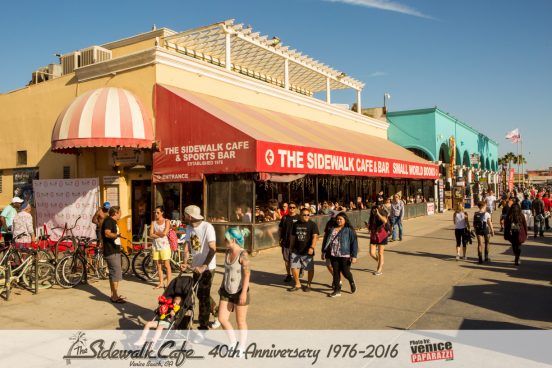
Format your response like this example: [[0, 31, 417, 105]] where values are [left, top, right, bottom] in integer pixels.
[[181, 205, 217, 330], [1, 197, 23, 244], [102, 206, 126, 303], [13, 202, 36, 244], [92, 202, 111, 248]]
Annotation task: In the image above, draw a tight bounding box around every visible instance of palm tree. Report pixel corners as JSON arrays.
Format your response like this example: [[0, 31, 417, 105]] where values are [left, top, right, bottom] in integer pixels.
[[500, 152, 517, 172], [514, 154, 527, 165]]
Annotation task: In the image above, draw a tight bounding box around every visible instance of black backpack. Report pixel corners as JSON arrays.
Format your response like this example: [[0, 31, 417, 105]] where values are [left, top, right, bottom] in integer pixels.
[[473, 212, 487, 235]]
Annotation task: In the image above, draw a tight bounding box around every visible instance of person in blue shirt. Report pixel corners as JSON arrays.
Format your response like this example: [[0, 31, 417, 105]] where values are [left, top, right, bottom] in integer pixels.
[[0, 197, 23, 244]]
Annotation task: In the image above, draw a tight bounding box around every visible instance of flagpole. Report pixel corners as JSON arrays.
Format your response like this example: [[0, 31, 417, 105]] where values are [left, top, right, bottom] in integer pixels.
[[521, 135, 524, 188]]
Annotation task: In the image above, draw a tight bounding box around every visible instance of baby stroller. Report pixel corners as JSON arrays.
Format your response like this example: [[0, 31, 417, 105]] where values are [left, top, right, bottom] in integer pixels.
[[155, 274, 201, 342]]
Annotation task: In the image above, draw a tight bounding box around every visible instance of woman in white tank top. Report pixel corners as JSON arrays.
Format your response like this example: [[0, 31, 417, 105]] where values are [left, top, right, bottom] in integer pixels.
[[453, 203, 470, 260], [149, 206, 172, 289]]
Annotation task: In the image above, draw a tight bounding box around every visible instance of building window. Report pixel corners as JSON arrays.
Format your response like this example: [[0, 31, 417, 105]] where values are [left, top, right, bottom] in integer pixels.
[[17, 151, 27, 166], [63, 166, 71, 179]]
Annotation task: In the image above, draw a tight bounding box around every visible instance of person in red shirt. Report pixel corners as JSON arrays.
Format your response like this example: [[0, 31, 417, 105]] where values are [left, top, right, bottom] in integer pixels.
[[543, 192, 551, 230], [279, 202, 289, 217]]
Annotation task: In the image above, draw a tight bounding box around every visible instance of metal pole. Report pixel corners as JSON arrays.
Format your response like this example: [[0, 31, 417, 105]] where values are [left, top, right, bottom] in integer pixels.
[[34, 252, 38, 295]]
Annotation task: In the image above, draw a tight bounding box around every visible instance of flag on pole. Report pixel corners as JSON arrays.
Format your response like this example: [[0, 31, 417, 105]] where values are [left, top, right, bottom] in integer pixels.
[[505, 128, 521, 143]]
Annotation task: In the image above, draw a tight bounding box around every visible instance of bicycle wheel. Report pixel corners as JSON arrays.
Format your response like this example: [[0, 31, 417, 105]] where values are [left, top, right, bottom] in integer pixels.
[[22, 260, 55, 290], [55, 255, 85, 288], [95, 255, 109, 280], [0, 264, 10, 300], [141, 254, 158, 281], [121, 253, 130, 275], [131, 251, 148, 280]]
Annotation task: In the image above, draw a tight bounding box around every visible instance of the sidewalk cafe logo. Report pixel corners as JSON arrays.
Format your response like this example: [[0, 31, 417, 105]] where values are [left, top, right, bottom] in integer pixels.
[[63, 331, 203, 366], [410, 338, 454, 363]]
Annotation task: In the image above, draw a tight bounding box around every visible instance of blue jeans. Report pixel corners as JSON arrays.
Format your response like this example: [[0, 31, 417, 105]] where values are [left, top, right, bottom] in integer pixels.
[[534, 217, 544, 237], [391, 217, 403, 240]]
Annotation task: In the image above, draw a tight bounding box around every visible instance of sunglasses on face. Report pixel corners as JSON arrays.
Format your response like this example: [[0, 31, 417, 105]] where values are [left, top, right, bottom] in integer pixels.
[[301, 213, 310, 216], [289, 206, 297, 209]]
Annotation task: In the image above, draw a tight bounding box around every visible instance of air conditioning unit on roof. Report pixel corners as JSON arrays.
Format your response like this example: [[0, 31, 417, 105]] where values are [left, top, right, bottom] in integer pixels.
[[61, 51, 80, 75], [80, 46, 112, 67]]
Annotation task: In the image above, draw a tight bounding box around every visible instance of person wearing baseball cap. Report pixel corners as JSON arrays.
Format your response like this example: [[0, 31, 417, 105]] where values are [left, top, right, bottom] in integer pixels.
[[13, 202, 36, 244], [1, 197, 23, 244], [92, 201, 111, 248], [181, 205, 217, 332]]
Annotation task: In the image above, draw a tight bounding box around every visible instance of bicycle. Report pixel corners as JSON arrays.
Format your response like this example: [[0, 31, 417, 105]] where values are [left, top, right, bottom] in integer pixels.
[[0, 237, 55, 300], [140, 241, 192, 281], [54, 236, 109, 288]]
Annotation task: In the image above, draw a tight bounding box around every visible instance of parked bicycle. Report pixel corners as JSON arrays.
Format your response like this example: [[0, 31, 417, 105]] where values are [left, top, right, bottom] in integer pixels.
[[55, 236, 109, 288], [0, 235, 55, 300]]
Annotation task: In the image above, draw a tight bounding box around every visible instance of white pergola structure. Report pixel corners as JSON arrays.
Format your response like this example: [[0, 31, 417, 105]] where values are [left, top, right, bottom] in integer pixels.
[[163, 20, 365, 113]]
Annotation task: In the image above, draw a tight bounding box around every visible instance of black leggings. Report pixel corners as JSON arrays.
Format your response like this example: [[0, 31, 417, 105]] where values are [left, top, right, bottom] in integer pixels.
[[454, 229, 468, 247], [330, 256, 355, 291]]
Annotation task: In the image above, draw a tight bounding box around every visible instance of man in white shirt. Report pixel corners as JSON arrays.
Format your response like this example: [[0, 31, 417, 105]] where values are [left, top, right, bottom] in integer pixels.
[[182, 205, 217, 330], [485, 191, 497, 214]]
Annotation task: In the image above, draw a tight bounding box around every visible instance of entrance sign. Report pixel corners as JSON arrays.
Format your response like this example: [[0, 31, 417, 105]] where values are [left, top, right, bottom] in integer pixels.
[[33, 178, 99, 240]]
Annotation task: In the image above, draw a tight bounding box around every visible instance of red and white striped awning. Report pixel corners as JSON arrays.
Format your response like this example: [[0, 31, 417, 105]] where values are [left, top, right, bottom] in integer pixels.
[[51, 87, 154, 153]]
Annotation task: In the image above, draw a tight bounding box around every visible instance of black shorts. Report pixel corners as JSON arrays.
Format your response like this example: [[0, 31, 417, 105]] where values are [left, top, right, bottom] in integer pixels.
[[218, 287, 250, 306]]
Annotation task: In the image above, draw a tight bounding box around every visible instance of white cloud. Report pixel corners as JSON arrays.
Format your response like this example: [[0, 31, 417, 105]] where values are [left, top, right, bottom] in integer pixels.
[[369, 71, 387, 77], [324, 0, 434, 19]]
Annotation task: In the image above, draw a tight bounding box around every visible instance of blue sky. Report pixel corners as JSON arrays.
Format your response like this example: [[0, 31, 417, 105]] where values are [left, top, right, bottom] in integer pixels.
[[1, 0, 551, 169]]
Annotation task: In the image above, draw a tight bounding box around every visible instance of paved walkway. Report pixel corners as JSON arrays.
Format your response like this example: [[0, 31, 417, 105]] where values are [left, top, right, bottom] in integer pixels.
[[1, 210, 551, 330]]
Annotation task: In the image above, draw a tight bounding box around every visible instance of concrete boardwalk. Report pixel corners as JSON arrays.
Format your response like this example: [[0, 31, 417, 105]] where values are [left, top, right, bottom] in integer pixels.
[[1, 210, 551, 330]]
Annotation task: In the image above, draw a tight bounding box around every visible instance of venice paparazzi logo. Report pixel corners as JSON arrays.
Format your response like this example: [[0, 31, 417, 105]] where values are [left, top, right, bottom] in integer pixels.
[[63, 331, 203, 366], [410, 338, 454, 363]]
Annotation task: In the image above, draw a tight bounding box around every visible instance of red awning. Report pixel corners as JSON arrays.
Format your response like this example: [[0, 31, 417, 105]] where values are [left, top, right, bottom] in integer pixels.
[[51, 87, 154, 154], [153, 84, 439, 182]]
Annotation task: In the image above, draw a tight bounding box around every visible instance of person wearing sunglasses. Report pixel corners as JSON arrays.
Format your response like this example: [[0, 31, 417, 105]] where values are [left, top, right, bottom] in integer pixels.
[[278, 202, 299, 282], [288, 208, 319, 292]]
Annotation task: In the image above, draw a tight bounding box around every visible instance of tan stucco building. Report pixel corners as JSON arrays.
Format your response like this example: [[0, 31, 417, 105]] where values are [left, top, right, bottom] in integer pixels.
[[0, 20, 437, 247]]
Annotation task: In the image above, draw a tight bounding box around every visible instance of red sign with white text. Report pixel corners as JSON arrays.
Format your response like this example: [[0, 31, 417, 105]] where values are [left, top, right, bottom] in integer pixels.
[[508, 168, 515, 191], [153, 85, 257, 183], [256, 141, 439, 179]]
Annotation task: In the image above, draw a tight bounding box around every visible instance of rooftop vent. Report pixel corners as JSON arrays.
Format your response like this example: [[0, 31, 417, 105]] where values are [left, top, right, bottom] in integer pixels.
[[80, 46, 112, 67]]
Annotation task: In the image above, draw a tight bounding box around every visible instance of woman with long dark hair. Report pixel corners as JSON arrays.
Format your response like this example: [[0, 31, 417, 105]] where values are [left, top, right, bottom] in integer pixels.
[[322, 212, 358, 297], [368, 205, 389, 275], [504, 203, 528, 266]]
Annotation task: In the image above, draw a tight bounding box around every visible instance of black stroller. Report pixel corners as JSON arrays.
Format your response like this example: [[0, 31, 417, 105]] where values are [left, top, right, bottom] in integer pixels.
[[144, 274, 200, 344]]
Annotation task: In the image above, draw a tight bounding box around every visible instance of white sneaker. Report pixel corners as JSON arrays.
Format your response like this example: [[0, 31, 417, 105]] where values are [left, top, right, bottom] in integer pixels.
[[456, 255, 460, 261], [209, 320, 221, 329]]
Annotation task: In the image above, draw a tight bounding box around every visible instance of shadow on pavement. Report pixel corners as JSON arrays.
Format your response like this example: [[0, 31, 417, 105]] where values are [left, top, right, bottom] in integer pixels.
[[458, 318, 543, 330], [74, 282, 155, 330], [449, 278, 552, 323]]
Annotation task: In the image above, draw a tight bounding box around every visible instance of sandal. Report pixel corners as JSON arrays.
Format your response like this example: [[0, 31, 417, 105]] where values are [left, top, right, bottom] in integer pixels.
[[110, 297, 127, 304], [153, 285, 165, 289]]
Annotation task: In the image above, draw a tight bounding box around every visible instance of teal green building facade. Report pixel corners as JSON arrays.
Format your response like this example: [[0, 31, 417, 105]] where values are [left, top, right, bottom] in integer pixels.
[[387, 108, 498, 170], [387, 108, 500, 209]]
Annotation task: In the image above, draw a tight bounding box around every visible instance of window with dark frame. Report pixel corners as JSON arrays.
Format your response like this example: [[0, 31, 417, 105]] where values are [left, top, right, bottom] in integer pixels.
[[63, 166, 71, 179], [16, 151, 27, 166]]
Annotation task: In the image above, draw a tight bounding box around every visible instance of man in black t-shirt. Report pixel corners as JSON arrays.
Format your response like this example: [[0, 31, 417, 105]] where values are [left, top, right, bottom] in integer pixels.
[[288, 208, 319, 292], [101, 206, 125, 303], [278, 202, 299, 282]]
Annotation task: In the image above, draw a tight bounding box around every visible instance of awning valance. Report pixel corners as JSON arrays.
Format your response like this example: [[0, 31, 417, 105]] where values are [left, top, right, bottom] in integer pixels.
[[153, 84, 439, 182], [51, 87, 154, 154]]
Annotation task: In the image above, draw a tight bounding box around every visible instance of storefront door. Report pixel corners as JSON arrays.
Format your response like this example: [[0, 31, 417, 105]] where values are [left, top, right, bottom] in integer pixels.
[[131, 180, 152, 241]]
